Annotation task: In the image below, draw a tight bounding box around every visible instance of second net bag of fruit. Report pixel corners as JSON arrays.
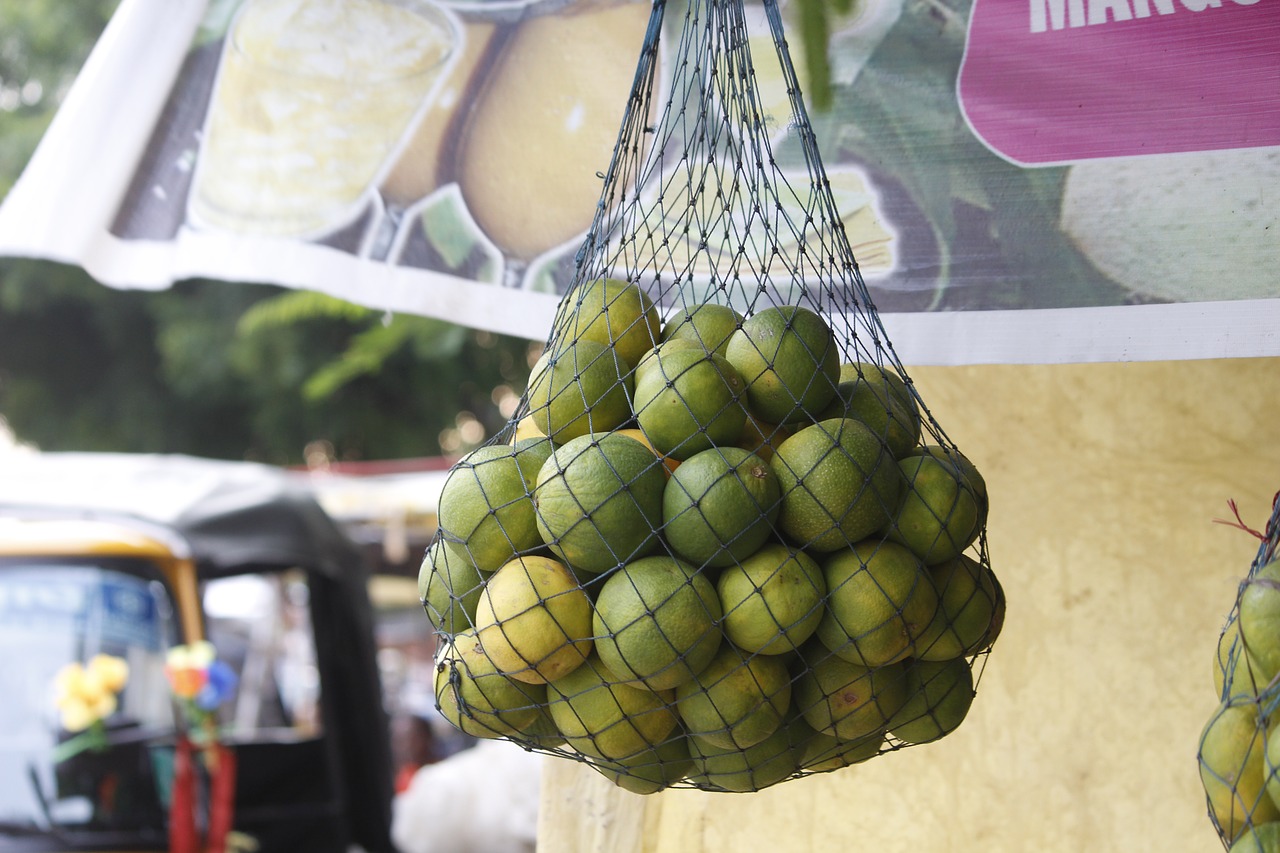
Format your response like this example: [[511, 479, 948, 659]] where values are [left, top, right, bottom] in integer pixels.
[[424, 0, 1004, 794], [1199, 492, 1280, 849]]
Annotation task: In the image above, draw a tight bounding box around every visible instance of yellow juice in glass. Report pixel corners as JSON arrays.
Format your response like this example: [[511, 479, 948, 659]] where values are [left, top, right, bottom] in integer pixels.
[[189, 0, 457, 239]]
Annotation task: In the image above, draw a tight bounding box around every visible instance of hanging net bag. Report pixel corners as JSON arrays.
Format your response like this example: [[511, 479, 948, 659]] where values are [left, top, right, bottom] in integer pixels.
[[422, 0, 1003, 794], [1199, 492, 1280, 847]]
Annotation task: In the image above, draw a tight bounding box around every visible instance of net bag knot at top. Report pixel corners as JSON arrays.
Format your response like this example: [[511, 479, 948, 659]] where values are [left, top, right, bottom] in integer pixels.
[[420, 0, 1003, 796]]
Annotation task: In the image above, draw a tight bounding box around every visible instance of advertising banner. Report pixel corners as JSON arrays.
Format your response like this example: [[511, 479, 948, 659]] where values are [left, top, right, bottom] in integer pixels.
[[0, 0, 1275, 363]]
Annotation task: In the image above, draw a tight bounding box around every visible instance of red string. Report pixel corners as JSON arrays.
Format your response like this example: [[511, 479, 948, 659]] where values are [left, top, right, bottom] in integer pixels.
[[1212, 498, 1267, 541]]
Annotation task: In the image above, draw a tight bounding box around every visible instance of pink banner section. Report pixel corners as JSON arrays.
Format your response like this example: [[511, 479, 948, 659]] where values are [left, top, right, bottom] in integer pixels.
[[958, 0, 1280, 165]]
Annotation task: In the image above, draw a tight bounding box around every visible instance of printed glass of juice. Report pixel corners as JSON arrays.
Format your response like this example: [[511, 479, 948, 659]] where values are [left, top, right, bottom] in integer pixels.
[[189, 0, 459, 239]]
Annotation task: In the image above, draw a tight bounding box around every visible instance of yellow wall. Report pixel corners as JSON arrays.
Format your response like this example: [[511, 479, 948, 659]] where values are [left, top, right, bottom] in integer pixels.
[[538, 357, 1280, 852]]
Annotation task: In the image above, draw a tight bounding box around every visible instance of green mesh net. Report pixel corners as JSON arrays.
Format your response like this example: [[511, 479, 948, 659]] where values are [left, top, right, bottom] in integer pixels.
[[422, 0, 1001, 794], [1200, 493, 1280, 848]]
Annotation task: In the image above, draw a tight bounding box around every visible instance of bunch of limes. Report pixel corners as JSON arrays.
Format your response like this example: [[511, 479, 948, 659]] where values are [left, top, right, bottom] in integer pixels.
[[422, 277, 1002, 794], [1200, 521, 1280, 849]]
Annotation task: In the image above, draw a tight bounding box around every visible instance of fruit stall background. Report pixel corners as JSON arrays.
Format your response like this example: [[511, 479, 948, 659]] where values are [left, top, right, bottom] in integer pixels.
[[0, 0, 1277, 850]]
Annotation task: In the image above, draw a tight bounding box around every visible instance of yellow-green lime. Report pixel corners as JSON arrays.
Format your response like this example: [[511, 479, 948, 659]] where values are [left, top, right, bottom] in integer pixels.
[[1238, 561, 1280, 688], [887, 658, 974, 744], [783, 706, 883, 772], [795, 654, 908, 741], [725, 304, 840, 425], [736, 414, 791, 463], [817, 540, 938, 667], [512, 435, 555, 487], [534, 432, 667, 574], [633, 348, 748, 460], [474, 555, 593, 684], [634, 338, 704, 385], [675, 645, 791, 750], [885, 454, 982, 564], [660, 303, 743, 358], [662, 447, 780, 568], [434, 630, 545, 739], [840, 361, 916, 412], [522, 705, 567, 749], [552, 277, 661, 370], [1218, 618, 1271, 700], [913, 554, 998, 661], [717, 543, 825, 655], [420, 537, 490, 635], [1199, 701, 1280, 842], [821, 363, 921, 459], [592, 554, 723, 691], [526, 340, 633, 445], [1266, 721, 1280, 817], [614, 427, 680, 479], [437, 444, 542, 573], [546, 654, 678, 761], [770, 418, 903, 552], [1230, 822, 1280, 853], [687, 725, 797, 792], [588, 733, 694, 795], [907, 444, 989, 525]]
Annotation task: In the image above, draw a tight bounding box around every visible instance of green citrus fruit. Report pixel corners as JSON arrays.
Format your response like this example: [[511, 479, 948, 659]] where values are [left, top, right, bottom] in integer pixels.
[[885, 455, 982, 564], [770, 418, 903, 552], [913, 555, 998, 661], [817, 540, 938, 667], [552, 277, 661, 370], [588, 732, 694, 795], [795, 654, 908, 742], [717, 543, 825, 655], [434, 630, 545, 739], [474, 555, 593, 684], [1238, 562, 1280, 688], [522, 705, 567, 749], [725, 305, 841, 425], [660, 303, 743, 358], [546, 654, 678, 761], [526, 340, 633, 445], [534, 432, 667, 575], [840, 361, 916, 413], [687, 725, 798, 792], [794, 720, 884, 772], [513, 435, 555, 487], [1230, 822, 1280, 853], [662, 446, 780, 568], [888, 658, 974, 744], [1218, 617, 1271, 700], [1200, 701, 1280, 842], [735, 414, 791, 463], [421, 537, 490, 635], [634, 338, 704, 385], [675, 645, 791, 749], [906, 444, 988, 525], [592, 554, 723, 691], [1265, 722, 1280, 818], [821, 365, 921, 459], [437, 444, 542, 573], [633, 348, 748, 460]]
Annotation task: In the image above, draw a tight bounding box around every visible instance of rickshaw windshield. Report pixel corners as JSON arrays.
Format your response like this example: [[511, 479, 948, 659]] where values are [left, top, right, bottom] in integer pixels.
[[0, 558, 180, 840]]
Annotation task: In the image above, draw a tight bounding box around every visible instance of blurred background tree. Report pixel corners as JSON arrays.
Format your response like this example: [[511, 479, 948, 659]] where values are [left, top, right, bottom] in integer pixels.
[[0, 0, 536, 465]]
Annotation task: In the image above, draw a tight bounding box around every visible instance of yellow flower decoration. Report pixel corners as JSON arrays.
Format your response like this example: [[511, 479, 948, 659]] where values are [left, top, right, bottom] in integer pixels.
[[53, 655, 129, 733]]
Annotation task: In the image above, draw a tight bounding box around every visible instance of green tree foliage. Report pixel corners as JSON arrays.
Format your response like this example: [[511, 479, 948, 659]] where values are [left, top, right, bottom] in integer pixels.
[[0, 0, 120, 196], [0, 262, 535, 464], [0, 0, 538, 465]]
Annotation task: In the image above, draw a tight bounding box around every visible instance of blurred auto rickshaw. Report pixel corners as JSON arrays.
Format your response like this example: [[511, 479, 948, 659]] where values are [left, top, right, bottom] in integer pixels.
[[0, 452, 397, 853]]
